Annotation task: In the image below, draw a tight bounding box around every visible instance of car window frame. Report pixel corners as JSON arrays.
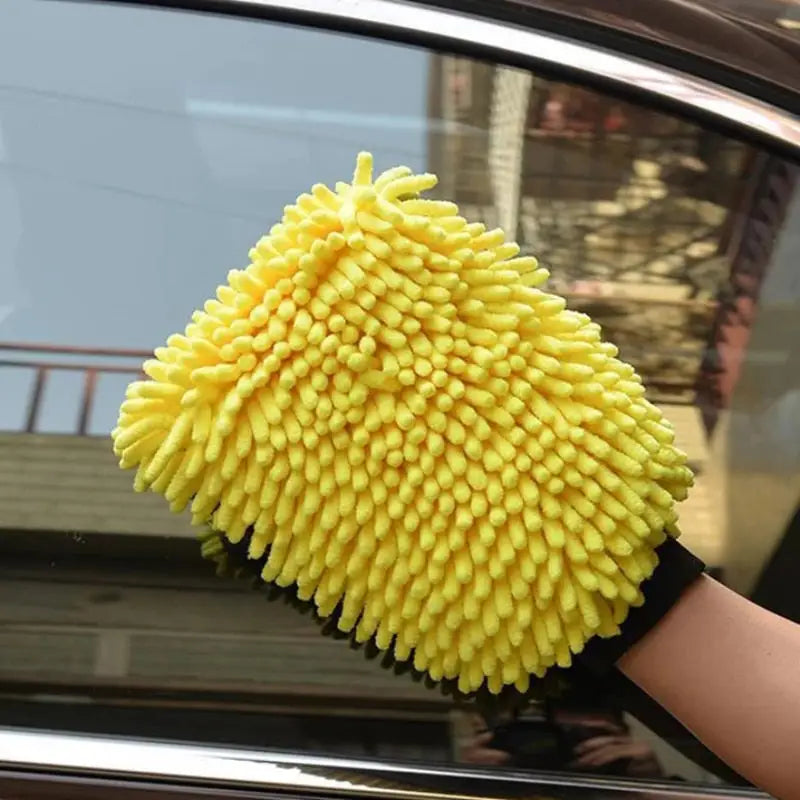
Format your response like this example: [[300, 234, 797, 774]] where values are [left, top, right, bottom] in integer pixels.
[[127, 0, 800, 154], [0, 728, 774, 799]]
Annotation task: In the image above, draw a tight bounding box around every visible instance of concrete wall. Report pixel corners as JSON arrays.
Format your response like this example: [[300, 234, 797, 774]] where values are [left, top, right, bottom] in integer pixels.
[[0, 432, 194, 538], [0, 412, 719, 559], [0, 573, 439, 704], [0, 431, 443, 706], [0, 417, 721, 704]]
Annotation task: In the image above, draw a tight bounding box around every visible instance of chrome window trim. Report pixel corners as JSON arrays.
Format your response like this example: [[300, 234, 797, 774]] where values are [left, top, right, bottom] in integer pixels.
[[0, 728, 769, 798], [113, 0, 800, 153]]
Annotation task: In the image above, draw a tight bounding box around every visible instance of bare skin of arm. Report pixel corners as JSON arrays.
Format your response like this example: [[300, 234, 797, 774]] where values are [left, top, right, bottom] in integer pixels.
[[618, 575, 800, 800]]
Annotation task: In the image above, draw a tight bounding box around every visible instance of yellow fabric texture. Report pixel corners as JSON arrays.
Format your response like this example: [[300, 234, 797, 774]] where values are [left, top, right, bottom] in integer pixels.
[[112, 152, 693, 694]]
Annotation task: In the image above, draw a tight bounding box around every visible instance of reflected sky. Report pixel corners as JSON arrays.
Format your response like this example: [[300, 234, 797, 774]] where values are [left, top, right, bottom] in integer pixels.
[[0, 0, 429, 432]]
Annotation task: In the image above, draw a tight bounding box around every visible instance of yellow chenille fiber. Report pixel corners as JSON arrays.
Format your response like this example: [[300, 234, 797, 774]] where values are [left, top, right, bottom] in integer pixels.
[[112, 152, 693, 694]]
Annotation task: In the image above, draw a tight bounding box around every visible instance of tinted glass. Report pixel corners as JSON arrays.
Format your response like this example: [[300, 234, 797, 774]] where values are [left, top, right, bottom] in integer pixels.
[[0, 0, 798, 791]]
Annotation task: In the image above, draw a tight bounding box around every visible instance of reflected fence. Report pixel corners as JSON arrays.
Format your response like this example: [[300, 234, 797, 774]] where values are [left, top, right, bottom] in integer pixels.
[[0, 335, 700, 439], [0, 342, 147, 435]]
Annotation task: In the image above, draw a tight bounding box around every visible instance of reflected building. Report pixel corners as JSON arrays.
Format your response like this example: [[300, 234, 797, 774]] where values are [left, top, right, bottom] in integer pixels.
[[427, 54, 755, 409], [425, 54, 800, 578]]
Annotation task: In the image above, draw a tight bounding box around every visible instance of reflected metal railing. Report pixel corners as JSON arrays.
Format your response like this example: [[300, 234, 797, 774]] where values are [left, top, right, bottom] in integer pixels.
[[0, 336, 700, 439], [0, 342, 148, 435]]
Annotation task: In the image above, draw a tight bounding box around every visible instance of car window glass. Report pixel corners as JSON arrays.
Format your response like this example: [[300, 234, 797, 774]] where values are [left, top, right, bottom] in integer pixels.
[[0, 0, 798, 791]]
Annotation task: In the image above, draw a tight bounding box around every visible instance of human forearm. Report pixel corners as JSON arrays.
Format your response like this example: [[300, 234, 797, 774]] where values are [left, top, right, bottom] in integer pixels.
[[619, 575, 800, 799]]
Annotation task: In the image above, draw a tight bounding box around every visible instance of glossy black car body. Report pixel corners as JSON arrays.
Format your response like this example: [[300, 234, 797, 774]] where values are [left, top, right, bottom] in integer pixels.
[[422, 0, 800, 109]]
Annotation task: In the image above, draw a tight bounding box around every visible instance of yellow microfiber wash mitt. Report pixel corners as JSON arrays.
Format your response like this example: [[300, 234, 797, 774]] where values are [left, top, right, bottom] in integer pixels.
[[112, 152, 693, 695]]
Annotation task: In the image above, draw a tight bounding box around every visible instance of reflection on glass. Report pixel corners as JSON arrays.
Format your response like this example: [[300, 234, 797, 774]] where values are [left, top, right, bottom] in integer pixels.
[[0, 0, 797, 793], [453, 706, 665, 779]]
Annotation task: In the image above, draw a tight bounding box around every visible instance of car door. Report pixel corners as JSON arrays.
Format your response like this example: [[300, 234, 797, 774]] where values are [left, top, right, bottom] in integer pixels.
[[0, 0, 797, 798]]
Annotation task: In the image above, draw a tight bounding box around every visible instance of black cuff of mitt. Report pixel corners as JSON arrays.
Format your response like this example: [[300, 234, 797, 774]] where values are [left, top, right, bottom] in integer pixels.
[[577, 537, 705, 676]]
